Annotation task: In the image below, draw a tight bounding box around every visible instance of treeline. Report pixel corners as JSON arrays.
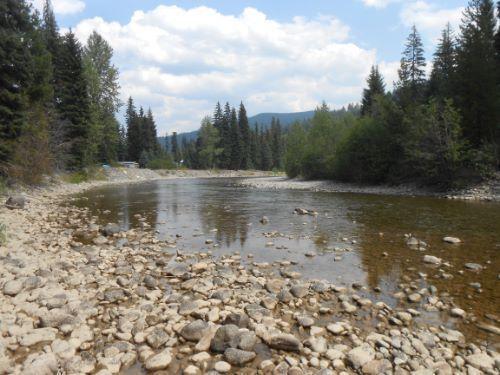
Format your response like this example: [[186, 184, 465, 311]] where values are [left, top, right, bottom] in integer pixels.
[[285, 0, 500, 187], [168, 102, 285, 171], [124, 97, 167, 168], [0, 0, 129, 183]]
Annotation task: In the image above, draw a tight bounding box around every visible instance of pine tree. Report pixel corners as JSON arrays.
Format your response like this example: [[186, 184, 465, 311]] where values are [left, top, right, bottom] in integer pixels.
[[456, 0, 498, 147], [0, 0, 32, 163], [171, 132, 179, 162], [56, 30, 91, 169], [220, 102, 232, 168], [361, 65, 386, 116], [83, 31, 121, 163], [238, 102, 251, 169], [229, 107, 241, 169], [396, 25, 426, 106], [429, 24, 457, 100], [126, 97, 141, 161], [251, 123, 260, 169], [260, 129, 272, 170], [270, 118, 283, 169], [41, 0, 62, 105]]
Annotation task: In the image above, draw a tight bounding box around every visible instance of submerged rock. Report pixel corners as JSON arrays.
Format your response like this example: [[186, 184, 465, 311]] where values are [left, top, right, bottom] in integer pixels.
[[443, 236, 461, 244]]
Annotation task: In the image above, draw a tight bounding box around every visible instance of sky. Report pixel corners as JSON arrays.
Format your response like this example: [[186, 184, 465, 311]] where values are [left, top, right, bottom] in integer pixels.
[[30, 0, 467, 134]]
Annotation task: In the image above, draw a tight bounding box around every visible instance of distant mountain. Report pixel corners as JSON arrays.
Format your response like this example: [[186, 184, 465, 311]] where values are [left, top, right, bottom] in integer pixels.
[[248, 111, 315, 127], [159, 105, 359, 147]]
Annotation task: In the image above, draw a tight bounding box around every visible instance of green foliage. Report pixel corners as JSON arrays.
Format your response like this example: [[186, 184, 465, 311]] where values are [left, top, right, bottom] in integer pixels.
[[146, 154, 175, 170], [361, 65, 386, 116], [284, 123, 306, 178], [197, 117, 222, 169], [62, 167, 106, 184]]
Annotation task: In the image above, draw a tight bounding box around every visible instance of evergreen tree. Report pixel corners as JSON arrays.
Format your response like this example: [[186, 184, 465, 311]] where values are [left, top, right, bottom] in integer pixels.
[[126, 97, 141, 161], [270, 118, 283, 169], [429, 24, 457, 100], [197, 116, 221, 169], [229, 107, 241, 169], [83, 31, 121, 163], [171, 131, 179, 162], [238, 102, 251, 169], [0, 0, 32, 163], [57, 30, 90, 169], [361, 65, 386, 116], [220, 102, 232, 168], [41, 0, 62, 105], [456, 0, 498, 147], [250, 123, 259, 169], [396, 25, 426, 106], [260, 130, 272, 171]]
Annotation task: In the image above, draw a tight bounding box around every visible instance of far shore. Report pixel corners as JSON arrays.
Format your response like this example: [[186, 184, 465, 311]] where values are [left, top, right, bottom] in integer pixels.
[[238, 175, 500, 202]]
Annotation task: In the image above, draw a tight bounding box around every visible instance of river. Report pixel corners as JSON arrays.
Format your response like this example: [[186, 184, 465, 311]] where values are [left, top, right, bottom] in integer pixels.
[[74, 177, 500, 344]]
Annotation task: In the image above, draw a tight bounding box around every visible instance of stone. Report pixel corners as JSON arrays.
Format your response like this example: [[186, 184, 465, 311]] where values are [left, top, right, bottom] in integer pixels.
[[23, 276, 44, 290], [143, 275, 158, 289], [245, 304, 270, 321], [180, 320, 209, 342], [147, 328, 169, 349], [443, 236, 461, 244], [347, 344, 375, 369], [145, 349, 172, 371], [464, 263, 482, 271], [179, 300, 199, 315], [362, 359, 392, 375], [260, 216, 269, 224], [211, 324, 239, 353], [265, 279, 285, 294], [423, 255, 441, 265], [297, 316, 314, 328], [277, 290, 293, 303], [224, 348, 256, 365], [450, 308, 466, 318], [165, 262, 190, 277], [71, 324, 94, 344], [290, 285, 308, 298], [327, 323, 345, 335], [223, 313, 249, 328], [5, 195, 25, 209], [237, 332, 257, 351], [19, 328, 57, 346], [465, 353, 494, 371], [476, 323, 500, 335], [103, 288, 125, 303], [51, 339, 76, 359], [22, 353, 59, 375], [214, 361, 231, 373], [3, 279, 24, 296], [184, 365, 200, 375], [101, 223, 121, 236], [191, 351, 211, 364], [408, 293, 422, 303], [268, 333, 302, 352], [308, 336, 327, 354]]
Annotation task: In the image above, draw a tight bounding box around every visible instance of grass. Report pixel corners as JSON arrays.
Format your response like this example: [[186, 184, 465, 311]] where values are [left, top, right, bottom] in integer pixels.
[[62, 167, 107, 184]]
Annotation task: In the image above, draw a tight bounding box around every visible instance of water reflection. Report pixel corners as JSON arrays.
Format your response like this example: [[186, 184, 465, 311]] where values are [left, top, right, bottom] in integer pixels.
[[75, 178, 500, 343]]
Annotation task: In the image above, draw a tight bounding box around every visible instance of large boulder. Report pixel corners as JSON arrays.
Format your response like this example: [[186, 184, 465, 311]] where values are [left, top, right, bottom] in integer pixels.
[[5, 195, 26, 209]]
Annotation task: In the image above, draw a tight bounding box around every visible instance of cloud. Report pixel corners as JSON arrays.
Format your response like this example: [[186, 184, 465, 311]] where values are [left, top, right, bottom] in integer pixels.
[[30, 0, 85, 15], [362, 0, 399, 9], [400, 1, 464, 43], [72, 5, 397, 133]]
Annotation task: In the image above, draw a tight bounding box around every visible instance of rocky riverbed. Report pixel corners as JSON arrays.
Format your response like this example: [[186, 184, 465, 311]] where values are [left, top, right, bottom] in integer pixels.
[[239, 174, 500, 202], [0, 177, 499, 374]]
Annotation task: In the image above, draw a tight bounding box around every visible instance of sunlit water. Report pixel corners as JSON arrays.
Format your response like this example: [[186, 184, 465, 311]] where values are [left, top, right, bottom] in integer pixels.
[[74, 177, 500, 343]]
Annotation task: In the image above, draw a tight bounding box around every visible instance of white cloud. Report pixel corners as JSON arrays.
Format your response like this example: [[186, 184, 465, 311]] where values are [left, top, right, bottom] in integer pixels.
[[72, 5, 397, 133], [400, 1, 464, 43], [362, 0, 399, 9], [31, 0, 85, 15]]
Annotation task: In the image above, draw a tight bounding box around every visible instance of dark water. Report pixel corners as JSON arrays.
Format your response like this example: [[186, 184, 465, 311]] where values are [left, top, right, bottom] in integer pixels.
[[75, 178, 500, 343]]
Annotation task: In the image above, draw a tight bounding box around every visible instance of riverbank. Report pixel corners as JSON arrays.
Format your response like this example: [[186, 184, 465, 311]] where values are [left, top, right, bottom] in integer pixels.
[[238, 174, 500, 202], [0, 174, 498, 374]]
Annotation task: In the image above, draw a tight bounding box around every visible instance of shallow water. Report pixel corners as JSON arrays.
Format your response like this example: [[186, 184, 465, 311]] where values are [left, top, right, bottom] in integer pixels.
[[75, 177, 500, 343]]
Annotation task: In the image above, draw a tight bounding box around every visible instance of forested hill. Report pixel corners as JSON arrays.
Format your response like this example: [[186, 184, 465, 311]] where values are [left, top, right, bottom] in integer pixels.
[[159, 105, 360, 145]]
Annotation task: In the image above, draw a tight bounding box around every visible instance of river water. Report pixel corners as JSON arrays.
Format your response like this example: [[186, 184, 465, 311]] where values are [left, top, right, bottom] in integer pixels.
[[75, 177, 500, 344]]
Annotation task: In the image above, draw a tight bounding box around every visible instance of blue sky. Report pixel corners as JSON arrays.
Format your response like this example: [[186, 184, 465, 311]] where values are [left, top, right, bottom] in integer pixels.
[[32, 0, 468, 134]]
